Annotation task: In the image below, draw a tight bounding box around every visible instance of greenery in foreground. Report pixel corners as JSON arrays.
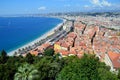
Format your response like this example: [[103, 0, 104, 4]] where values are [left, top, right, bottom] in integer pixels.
[[0, 49, 120, 80]]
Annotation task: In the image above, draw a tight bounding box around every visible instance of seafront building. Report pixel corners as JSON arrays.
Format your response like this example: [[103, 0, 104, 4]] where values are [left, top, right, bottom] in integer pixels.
[[28, 20, 73, 56], [29, 42, 51, 56]]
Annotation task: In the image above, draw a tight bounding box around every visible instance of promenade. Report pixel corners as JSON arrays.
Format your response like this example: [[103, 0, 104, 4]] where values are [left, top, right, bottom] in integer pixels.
[[11, 18, 72, 56]]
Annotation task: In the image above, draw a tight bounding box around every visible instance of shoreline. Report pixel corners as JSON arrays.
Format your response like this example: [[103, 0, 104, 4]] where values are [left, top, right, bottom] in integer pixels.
[[8, 17, 66, 56]]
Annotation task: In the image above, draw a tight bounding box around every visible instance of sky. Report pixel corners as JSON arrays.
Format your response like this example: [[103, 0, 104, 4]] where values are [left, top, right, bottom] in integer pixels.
[[0, 0, 120, 15]]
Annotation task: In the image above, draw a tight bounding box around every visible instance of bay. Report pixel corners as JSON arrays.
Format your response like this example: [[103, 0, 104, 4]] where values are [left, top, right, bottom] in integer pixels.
[[0, 17, 62, 53]]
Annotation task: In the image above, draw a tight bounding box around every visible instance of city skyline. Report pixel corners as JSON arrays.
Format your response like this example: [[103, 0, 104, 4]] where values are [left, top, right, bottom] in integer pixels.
[[0, 0, 120, 15]]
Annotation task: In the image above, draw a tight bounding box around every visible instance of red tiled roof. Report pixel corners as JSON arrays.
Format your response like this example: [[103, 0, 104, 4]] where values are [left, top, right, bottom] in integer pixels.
[[60, 50, 69, 56], [37, 42, 51, 53], [41, 42, 51, 48], [77, 50, 84, 58], [67, 32, 77, 38], [70, 47, 77, 55], [108, 51, 120, 69], [29, 50, 39, 56], [77, 53, 83, 58], [61, 42, 70, 48], [79, 41, 86, 46]]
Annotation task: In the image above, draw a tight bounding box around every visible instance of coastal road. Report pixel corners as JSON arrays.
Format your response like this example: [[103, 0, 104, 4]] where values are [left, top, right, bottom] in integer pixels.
[[46, 30, 68, 45]]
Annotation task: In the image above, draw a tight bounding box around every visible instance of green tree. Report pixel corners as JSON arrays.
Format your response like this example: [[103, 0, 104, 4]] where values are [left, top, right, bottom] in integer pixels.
[[36, 56, 61, 80], [56, 54, 118, 80], [14, 63, 39, 80], [48, 62, 61, 80], [0, 50, 8, 64], [56, 56, 81, 80], [44, 48, 54, 56], [0, 49, 119, 80], [118, 69, 120, 79], [25, 53, 34, 64], [97, 67, 118, 80], [0, 63, 17, 80]]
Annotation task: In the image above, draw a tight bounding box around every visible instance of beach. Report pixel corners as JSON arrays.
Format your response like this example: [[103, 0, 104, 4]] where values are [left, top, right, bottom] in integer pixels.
[[8, 18, 65, 56]]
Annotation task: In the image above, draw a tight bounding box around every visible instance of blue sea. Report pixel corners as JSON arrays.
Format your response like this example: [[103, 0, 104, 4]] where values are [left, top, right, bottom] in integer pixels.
[[0, 17, 62, 53]]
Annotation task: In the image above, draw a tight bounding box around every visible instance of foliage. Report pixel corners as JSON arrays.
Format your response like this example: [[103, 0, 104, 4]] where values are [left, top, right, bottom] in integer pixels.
[[0, 50, 119, 80], [14, 63, 39, 80], [0, 50, 8, 64], [36, 56, 62, 80], [44, 48, 54, 56], [56, 54, 118, 80], [25, 53, 34, 64], [118, 69, 120, 79]]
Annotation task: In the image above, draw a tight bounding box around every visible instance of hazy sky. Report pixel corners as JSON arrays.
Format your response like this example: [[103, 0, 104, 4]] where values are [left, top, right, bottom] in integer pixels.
[[0, 0, 120, 15]]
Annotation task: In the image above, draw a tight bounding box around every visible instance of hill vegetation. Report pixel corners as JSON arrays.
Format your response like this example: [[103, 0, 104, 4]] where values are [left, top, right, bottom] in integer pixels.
[[0, 49, 120, 80]]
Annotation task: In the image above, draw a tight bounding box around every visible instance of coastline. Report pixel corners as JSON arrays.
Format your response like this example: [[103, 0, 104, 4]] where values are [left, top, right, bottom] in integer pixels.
[[8, 17, 66, 56]]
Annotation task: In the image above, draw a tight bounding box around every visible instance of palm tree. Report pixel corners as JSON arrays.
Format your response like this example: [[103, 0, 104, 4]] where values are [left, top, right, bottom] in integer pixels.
[[14, 63, 39, 80]]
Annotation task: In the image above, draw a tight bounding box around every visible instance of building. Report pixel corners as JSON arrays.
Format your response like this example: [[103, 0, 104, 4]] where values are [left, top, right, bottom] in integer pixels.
[[105, 51, 120, 71]]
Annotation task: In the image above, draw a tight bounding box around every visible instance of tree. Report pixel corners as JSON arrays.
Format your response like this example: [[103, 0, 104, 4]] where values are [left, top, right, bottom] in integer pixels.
[[48, 62, 61, 80], [0, 50, 7, 56], [0, 63, 17, 80], [44, 48, 54, 56], [25, 53, 34, 64], [0, 49, 119, 80], [56, 54, 118, 80], [14, 63, 39, 80], [56, 56, 81, 80], [0, 50, 8, 64], [97, 67, 118, 80], [118, 69, 120, 79], [36, 56, 62, 80]]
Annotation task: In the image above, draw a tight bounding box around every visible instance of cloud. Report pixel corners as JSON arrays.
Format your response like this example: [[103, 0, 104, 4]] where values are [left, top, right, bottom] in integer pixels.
[[84, 5, 89, 8], [101, 0, 111, 7], [38, 6, 46, 10], [90, 0, 111, 7], [91, 0, 102, 7]]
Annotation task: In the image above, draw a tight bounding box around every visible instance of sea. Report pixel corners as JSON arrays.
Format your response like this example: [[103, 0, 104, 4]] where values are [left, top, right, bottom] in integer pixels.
[[0, 17, 62, 53]]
